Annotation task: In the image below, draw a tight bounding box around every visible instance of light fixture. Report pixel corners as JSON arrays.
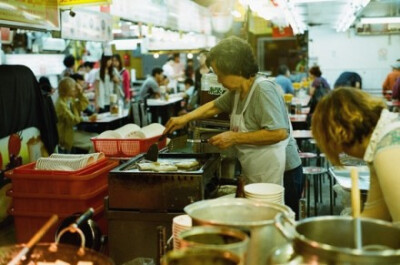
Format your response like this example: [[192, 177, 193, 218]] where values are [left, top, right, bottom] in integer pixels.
[[187, 53, 193, 59], [153, 53, 159, 59], [275, 0, 306, 34], [360, 17, 400, 24], [335, 0, 371, 32]]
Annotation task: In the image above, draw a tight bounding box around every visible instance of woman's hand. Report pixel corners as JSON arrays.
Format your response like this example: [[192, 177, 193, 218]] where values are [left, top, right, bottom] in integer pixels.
[[164, 116, 189, 135], [208, 131, 237, 149]]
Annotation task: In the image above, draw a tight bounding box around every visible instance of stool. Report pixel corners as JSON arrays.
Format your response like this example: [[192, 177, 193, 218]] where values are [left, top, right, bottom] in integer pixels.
[[302, 166, 329, 217], [299, 152, 317, 167]]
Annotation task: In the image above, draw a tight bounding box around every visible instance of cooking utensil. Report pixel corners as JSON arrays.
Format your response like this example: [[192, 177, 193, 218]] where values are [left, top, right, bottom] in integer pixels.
[[161, 248, 240, 265], [275, 215, 400, 264], [184, 198, 289, 265], [145, 134, 168, 162], [351, 167, 362, 250], [7, 214, 58, 265]]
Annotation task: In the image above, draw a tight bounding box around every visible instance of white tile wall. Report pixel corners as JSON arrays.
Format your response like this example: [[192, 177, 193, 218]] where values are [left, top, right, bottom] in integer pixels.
[[308, 26, 400, 93]]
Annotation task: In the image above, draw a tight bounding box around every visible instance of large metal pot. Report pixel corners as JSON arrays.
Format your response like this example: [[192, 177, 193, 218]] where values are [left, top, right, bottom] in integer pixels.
[[162, 248, 240, 265], [178, 226, 249, 265], [184, 198, 290, 265], [0, 243, 114, 265], [275, 214, 400, 265]]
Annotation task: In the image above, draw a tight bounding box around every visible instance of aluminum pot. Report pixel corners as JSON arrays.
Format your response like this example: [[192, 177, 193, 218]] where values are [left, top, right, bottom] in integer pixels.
[[184, 198, 290, 265], [275, 214, 400, 265], [0, 243, 114, 265], [178, 226, 249, 265], [161, 248, 240, 265]]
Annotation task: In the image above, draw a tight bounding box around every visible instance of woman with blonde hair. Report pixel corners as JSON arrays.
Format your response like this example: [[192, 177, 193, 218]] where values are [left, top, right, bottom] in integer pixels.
[[55, 77, 97, 153], [311, 87, 400, 223]]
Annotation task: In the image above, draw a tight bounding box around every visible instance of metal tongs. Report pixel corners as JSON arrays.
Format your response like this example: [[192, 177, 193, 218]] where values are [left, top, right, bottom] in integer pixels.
[[49, 208, 94, 256]]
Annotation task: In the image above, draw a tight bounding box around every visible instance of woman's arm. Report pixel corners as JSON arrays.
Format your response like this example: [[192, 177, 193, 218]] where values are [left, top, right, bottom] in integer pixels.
[[208, 128, 288, 149], [164, 100, 222, 134], [370, 146, 400, 222]]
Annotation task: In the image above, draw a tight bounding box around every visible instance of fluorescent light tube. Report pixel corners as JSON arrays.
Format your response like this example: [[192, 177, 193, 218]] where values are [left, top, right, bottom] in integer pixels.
[[361, 17, 400, 24]]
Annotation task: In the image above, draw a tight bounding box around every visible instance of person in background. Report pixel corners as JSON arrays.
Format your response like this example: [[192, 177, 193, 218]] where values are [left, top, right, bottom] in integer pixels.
[[334, 71, 362, 89], [55, 77, 97, 153], [70, 73, 95, 115], [112, 54, 131, 104], [84, 61, 97, 87], [140, 67, 164, 100], [392, 77, 400, 101], [312, 87, 400, 224], [178, 78, 197, 115], [185, 58, 194, 80], [38, 76, 59, 151], [61, 55, 75, 77], [164, 36, 290, 186], [94, 54, 120, 113], [194, 50, 211, 106], [275, 64, 294, 94], [163, 53, 184, 93], [382, 61, 400, 100], [77, 64, 87, 76], [307, 65, 331, 127]]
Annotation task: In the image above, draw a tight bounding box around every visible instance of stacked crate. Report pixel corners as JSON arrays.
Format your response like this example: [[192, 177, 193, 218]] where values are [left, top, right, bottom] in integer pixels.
[[5, 159, 118, 243]]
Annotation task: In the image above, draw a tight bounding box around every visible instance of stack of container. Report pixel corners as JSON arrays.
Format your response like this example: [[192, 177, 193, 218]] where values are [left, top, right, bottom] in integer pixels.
[[5, 158, 118, 243]]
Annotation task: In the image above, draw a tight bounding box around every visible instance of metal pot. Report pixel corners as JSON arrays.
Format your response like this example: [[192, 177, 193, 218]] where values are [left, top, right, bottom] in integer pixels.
[[0, 243, 114, 265], [162, 248, 240, 265], [275, 214, 400, 265], [178, 226, 249, 265], [184, 198, 289, 265]]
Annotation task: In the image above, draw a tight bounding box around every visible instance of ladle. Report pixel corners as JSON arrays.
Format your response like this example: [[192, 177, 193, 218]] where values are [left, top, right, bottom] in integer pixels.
[[350, 167, 362, 250], [7, 214, 58, 265]]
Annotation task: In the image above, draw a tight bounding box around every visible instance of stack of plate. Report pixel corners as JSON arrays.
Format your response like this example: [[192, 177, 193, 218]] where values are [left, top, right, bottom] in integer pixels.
[[244, 183, 285, 205], [172, 214, 192, 250]]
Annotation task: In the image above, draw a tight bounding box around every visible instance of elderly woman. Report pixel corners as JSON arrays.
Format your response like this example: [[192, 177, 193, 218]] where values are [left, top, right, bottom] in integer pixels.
[[55, 77, 96, 153], [164, 36, 301, 188], [312, 87, 400, 223]]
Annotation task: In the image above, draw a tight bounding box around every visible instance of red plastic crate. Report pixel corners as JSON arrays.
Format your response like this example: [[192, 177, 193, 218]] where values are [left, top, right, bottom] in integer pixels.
[[91, 135, 167, 157], [9, 204, 106, 243], [7, 184, 108, 214], [5, 160, 118, 195]]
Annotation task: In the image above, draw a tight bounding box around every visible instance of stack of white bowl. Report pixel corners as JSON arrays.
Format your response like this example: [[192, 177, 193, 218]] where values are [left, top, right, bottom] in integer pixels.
[[244, 183, 285, 205], [172, 214, 192, 250]]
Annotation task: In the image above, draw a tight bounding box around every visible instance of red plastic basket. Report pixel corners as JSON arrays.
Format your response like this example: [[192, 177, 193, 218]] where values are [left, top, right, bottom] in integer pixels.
[[9, 204, 106, 243], [7, 183, 108, 214], [5, 160, 118, 195], [91, 135, 167, 157]]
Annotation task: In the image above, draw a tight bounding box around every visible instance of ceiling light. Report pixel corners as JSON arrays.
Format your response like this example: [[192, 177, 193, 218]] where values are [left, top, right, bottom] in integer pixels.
[[360, 17, 400, 24], [275, 0, 306, 34], [335, 0, 371, 32]]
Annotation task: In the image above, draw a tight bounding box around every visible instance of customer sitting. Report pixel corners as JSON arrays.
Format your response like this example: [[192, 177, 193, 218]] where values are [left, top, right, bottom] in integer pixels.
[[178, 78, 197, 115], [275, 64, 294, 94], [55, 77, 97, 153], [334, 71, 362, 89], [140, 67, 164, 100]]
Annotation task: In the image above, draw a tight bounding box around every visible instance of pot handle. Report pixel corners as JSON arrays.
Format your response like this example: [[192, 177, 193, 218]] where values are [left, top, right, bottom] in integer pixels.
[[274, 212, 297, 241]]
